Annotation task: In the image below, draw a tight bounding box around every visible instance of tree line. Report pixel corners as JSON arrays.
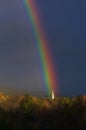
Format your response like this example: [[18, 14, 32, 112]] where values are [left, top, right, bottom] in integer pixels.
[[0, 93, 86, 130]]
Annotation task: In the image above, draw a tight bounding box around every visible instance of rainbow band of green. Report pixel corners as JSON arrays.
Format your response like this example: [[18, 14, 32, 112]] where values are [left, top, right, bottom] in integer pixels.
[[22, 0, 57, 97]]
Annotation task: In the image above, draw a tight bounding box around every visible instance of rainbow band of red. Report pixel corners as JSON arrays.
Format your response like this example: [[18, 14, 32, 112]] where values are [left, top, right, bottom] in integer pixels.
[[22, 0, 57, 97]]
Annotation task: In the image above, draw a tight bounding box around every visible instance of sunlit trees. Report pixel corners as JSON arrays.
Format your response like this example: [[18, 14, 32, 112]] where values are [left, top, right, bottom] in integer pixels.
[[0, 93, 86, 129]]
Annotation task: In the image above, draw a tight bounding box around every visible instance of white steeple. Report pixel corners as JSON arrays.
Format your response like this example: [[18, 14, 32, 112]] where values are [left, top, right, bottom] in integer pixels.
[[52, 90, 54, 99]]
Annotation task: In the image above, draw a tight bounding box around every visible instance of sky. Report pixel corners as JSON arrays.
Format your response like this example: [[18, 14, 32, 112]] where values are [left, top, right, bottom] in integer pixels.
[[0, 0, 86, 96]]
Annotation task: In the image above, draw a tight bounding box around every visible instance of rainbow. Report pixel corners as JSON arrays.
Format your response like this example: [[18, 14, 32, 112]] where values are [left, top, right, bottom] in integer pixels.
[[21, 0, 58, 98]]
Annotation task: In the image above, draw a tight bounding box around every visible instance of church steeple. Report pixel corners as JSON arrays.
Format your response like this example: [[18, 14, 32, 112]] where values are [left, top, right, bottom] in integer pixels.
[[52, 90, 54, 99]]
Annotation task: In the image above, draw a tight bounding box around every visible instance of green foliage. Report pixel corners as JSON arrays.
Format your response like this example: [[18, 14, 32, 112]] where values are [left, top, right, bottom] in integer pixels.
[[20, 94, 33, 112]]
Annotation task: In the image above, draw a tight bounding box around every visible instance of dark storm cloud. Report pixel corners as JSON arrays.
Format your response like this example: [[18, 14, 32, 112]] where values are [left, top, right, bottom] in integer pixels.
[[0, 24, 42, 90], [0, 0, 44, 92], [38, 0, 86, 96], [0, 0, 86, 96]]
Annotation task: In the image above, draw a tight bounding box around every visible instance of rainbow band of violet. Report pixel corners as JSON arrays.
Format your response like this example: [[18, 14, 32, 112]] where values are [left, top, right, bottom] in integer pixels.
[[23, 0, 57, 98]]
